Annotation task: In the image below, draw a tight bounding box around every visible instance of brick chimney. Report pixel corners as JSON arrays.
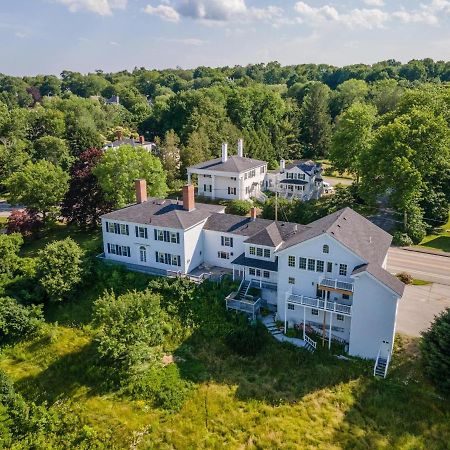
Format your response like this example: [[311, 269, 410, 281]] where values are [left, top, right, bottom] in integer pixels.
[[139, 135, 145, 144], [135, 179, 147, 204], [221, 142, 228, 163], [182, 184, 195, 211], [280, 159, 286, 173], [237, 138, 244, 157], [250, 207, 258, 221]]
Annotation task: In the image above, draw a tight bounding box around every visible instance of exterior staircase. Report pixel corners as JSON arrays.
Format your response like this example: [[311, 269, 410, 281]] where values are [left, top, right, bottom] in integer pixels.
[[237, 279, 251, 299], [263, 314, 283, 336], [374, 341, 391, 378], [374, 357, 388, 378]]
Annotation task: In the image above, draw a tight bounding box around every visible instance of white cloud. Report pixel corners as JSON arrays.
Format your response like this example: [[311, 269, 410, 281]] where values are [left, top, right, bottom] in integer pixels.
[[144, 0, 282, 23], [53, 0, 127, 16], [144, 4, 180, 22], [293, 0, 450, 29], [158, 37, 205, 45], [364, 0, 384, 6]]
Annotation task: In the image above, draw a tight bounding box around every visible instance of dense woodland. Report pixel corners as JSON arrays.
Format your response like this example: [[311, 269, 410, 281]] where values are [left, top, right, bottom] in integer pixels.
[[0, 60, 450, 448]]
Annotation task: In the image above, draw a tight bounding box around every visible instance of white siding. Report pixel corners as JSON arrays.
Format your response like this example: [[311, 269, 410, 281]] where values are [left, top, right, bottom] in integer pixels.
[[349, 273, 399, 359], [184, 222, 206, 273], [203, 229, 246, 269]]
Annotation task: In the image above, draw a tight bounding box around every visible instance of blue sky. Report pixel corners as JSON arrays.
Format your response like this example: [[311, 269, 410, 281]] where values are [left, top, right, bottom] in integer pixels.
[[1, 0, 450, 75]]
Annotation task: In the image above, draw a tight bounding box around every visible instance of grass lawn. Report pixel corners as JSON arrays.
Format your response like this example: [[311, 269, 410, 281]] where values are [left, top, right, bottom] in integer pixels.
[[1, 317, 449, 448], [20, 222, 102, 258], [418, 213, 450, 253], [412, 279, 432, 286]]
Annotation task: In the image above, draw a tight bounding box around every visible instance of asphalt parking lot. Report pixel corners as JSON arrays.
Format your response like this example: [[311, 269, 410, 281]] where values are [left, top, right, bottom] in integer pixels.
[[396, 283, 450, 336]]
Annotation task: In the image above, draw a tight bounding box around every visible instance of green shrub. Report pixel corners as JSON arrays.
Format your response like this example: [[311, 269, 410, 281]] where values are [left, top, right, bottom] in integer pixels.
[[126, 364, 193, 412], [0, 297, 43, 344], [225, 321, 269, 357], [420, 308, 450, 396], [0, 233, 23, 278], [36, 238, 85, 302], [392, 231, 413, 247], [226, 199, 253, 216], [396, 272, 413, 285], [93, 289, 168, 368]]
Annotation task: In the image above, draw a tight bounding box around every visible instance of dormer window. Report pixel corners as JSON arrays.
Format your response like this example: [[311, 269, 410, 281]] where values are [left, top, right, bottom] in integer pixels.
[[323, 244, 329, 254]]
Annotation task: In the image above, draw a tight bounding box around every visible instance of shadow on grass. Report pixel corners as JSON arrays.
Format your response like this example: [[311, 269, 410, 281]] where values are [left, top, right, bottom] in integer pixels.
[[330, 336, 450, 449], [421, 236, 450, 253], [174, 330, 371, 405], [14, 340, 116, 404]]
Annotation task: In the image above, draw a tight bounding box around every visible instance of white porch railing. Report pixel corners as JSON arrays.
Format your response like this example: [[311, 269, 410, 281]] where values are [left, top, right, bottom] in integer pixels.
[[225, 292, 261, 319], [287, 293, 352, 316], [318, 276, 354, 292], [304, 334, 317, 350]]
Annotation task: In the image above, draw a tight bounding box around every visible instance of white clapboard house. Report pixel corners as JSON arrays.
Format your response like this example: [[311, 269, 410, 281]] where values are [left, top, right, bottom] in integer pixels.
[[100, 180, 404, 374]]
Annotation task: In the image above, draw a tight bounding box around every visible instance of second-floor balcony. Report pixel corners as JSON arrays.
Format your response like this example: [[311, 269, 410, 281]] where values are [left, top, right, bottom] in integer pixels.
[[286, 292, 352, 316], [318, 276, 354, 292]]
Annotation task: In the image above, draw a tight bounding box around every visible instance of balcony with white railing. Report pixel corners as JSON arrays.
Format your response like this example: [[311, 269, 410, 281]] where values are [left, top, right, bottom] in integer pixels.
[[318, 276, 354, 292], [287, 293, 352, 316]]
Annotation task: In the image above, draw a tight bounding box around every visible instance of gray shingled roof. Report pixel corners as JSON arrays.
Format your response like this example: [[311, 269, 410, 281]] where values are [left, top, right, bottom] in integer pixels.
[[189, 155, 266, 173], [204, 214, 301, 247], [101, 199, 225, 229], [352, 263, 405, 297], [280, 179, 308, 186], [279, 207, 392, 266], [231, 253, 278, 272]]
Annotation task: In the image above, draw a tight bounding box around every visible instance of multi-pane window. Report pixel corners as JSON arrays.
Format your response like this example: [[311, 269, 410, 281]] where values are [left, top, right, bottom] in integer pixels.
[[311, 309, 319, 316], [299, 257, 307, 270], [263, 249, 271, 258], [228, 187, 236, 195], [288, 304, 295, 310], [263, 271, 270, 278], [106, 222, 129, 235], [154, 229, 180, 244], [307, 258, 316, 271], [155, 252, 181, 266], [336, 314, 344, 321], [256, 269, 261, 277], [256, 247, 263, 257], [288, 277, 295, 284], [218, 251, 230, 259], [139, 246, 147, 262], [316, 260, 324, 273], [249, 268, 256, 275], [203, 184, 212, 192], [323, 244, 329, 254], [260, 166, 265, 174], [327, 262, 333, 273], [342, 294, 350, 300], [288, 256, 296, 267], [339, 264, 348, 276], [107, 243, 130, 257], [249, 246, 256, 256], [221, 236, 233, 247], [135, 226, 148, 239]]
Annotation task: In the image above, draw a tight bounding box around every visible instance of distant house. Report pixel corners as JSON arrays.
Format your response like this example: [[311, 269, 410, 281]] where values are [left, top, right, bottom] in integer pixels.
[[105, 95, 120, 105], [265, 160, 324, 201], [103, 132, 155, 153], [187, 139, 267, 201], [99, 180, 404, 373]]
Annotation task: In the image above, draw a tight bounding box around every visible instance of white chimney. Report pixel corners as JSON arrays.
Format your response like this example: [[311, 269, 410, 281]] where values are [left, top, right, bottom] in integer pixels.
[[280, 159, 286, 173], [237, 138, 244, 158], [221, 142, 228, 163]]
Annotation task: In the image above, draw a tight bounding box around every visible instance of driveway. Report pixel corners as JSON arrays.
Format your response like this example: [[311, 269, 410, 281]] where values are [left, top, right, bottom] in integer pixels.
[[396, 283, 450, 337]]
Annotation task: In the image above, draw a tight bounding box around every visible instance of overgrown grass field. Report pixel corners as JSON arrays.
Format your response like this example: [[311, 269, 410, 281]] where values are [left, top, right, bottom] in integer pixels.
[[1, 224, 449, 448]]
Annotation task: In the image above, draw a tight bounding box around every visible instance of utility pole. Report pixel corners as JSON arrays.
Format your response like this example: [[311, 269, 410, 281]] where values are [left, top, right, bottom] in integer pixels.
[[275, 189, 278, 222], [403, 210, 407, 229]]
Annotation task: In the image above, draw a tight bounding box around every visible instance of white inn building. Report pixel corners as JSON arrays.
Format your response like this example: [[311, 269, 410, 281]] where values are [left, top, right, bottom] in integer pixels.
[[100, 180, 404, 373]]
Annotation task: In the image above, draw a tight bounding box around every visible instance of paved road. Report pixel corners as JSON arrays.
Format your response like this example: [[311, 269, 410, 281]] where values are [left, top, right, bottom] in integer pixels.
[[397, 283, 450, 336], [0, 200, 23, 217], [387, 247, 450, 285]]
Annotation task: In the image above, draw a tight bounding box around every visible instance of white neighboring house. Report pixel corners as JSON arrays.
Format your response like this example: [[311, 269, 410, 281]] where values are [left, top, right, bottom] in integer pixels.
[[100, 180, 404, 370], [103, 132, 155, 153], [187, 139, 267, 201], [265, 159, 324, 201]]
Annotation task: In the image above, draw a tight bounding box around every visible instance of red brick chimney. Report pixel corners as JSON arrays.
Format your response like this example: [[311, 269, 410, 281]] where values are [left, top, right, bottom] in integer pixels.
[[135, 179, 147, 204], [182, 185, 195, 211], [250, 207, 257, 221], [139, 135, 145, 144]]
